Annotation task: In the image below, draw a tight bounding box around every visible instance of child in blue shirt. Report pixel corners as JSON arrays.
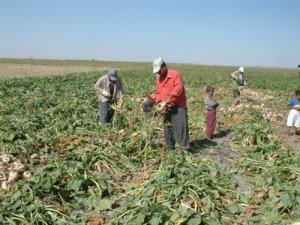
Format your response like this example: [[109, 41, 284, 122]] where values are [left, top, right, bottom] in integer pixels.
[[287, 90, 300, 135]]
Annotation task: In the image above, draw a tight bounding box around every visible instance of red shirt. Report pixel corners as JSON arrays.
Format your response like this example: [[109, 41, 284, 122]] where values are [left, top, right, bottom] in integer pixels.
[[156, 69, 187, 108]]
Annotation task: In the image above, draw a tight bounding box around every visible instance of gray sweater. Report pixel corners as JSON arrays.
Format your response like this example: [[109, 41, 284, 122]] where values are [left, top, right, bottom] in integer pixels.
[[95, 74, 124, 102], [204, 96, 219, 110]]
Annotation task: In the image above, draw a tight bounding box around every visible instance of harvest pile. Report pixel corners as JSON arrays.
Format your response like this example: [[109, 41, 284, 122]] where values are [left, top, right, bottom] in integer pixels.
[[242, 88, 274, 101], [0, 153, 32, 190], [0, 65, 299, 224]]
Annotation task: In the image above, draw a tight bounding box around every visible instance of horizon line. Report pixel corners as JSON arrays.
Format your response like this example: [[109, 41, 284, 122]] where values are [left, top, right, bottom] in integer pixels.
[[0, 57, 298, 70]]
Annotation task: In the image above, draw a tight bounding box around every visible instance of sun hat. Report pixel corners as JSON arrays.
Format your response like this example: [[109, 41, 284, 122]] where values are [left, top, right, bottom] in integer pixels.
[[108, 68, 118, 81], [153, 57, 164, 74], [239, 67, 244, 73]]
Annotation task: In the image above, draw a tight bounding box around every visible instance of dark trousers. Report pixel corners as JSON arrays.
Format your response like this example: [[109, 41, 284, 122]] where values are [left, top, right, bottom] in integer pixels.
[[163, 106, 189, 150], [99, 101, 115, 124], [206, 109, 216, 139]]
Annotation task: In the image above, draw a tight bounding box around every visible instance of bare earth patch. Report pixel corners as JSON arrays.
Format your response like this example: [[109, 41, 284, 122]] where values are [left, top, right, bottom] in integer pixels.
[[273, 121, 300, 152], [0, 63, 109, 79]]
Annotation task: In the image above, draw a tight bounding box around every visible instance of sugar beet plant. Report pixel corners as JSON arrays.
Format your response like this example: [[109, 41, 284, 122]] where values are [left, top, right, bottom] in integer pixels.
[[111, 152, 245, 225], [0, 66, 299, 224], [228, 106, 300, 224]]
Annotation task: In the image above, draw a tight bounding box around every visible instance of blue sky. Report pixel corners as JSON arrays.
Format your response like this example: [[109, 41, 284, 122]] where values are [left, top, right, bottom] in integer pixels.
[[0, 0, 299, 68]]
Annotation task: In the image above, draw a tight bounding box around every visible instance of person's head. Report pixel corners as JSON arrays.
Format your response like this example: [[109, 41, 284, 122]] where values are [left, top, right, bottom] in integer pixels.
[[153, 57, 168, 77], [239, 67, 244, 73], [108, 68, 118, 83], [206, 85, 214, 96], [295, 90, 300, 100]]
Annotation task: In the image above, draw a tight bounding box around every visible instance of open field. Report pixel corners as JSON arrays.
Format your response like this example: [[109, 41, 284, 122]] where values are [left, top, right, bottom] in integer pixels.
[[0, 58, 151, 79], [0, 59, 299, 224]]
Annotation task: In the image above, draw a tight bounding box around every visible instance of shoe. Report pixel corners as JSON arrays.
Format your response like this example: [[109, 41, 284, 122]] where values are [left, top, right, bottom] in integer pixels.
[[203, 138, 217, 147], [288, 130, 295, 136], [188, 146, 197, 153]]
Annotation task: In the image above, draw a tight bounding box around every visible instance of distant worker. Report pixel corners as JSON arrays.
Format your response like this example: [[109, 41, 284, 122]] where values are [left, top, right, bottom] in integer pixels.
[[298, 65, 300, 79], [286, 90, 300, 135], [230, 66, 246, 98], [95, 68, 124, 125], [204, 85, 219, 140], [152, 57, 190, 150]]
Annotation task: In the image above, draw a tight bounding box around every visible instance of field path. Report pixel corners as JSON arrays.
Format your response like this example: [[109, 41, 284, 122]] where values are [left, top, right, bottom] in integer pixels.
[[273, 121, 300, 151], [191, 134, 253, 192]]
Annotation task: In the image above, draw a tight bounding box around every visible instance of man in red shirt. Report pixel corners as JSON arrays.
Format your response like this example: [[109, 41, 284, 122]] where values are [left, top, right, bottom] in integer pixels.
[[152, 57, 190, 150]]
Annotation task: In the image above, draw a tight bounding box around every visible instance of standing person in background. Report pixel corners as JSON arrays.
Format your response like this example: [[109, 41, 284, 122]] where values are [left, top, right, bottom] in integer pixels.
[[286, 90, 300, 135], [152, 57, 190, 151], [95, 68, 124, 125], [204, 85, 219, 140], [230, 67, 246, 98]]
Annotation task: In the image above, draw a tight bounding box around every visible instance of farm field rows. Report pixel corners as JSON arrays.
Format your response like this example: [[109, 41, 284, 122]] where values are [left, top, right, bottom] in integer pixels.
[[0, 60, 299, 224]]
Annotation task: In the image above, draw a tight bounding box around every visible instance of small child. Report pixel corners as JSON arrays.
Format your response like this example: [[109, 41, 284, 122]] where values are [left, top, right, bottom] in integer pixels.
[[204, 85, 219, 140], [287, 90, 300, 135]]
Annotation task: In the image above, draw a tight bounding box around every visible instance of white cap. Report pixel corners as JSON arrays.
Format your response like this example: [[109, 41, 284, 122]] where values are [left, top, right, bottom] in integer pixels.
[[153, 57, 164, 74], [239, 67, 244, 73]]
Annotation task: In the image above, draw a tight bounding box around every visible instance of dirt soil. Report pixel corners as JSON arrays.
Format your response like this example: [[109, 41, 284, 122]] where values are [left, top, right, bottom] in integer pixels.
[[193, 134, 254, 193], [0, 63, 109, 79], [273, 121, 300, 151]]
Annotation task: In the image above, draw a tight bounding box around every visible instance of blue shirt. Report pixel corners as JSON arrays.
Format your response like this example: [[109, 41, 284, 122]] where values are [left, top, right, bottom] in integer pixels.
[[288, 98, 300, 106]]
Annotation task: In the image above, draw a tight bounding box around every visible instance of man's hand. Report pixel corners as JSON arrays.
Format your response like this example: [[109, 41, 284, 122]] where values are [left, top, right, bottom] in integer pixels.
[[116, 99, 123, 109], [166, 95, 173, 104], [102, 90, 111, 97], [294, 105, 300, 110], [231, 73, 237, 80], [155, 102, 166, 112]]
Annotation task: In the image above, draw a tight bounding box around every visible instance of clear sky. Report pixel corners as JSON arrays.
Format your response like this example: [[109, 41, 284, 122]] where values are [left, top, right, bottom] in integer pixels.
[[0, 0, 299, 68]]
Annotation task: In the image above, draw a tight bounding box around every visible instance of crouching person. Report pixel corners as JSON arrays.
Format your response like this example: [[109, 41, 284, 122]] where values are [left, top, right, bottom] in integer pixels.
[[95, 68, 124, 125]]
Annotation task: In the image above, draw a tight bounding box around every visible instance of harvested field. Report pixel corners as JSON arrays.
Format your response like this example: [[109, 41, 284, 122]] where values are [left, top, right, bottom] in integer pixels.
[[0, 63, 109, 78], [0, 59, 299, 224]]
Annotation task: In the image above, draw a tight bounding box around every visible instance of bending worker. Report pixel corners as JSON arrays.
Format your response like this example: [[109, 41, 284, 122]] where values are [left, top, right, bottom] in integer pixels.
[[230, 66, 246, 97], [95, 68, 124, 125]]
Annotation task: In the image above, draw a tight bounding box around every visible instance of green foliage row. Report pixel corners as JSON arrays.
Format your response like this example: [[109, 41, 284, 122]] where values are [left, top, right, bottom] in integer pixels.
[[0, 65, 299, 224], [229, 107, 300, 224]]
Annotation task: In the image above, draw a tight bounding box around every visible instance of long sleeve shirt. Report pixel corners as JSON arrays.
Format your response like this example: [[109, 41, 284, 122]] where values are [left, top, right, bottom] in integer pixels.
[[155, 69, 187, 108], [95, 74, 124, 102], [204, 95, 219, 110], [230, 70, 245, 86]]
